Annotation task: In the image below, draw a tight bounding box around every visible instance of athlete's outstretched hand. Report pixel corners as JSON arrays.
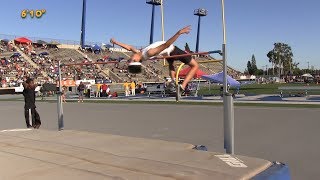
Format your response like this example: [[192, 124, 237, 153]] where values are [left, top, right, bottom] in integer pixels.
[[178, 25, 191, 35]]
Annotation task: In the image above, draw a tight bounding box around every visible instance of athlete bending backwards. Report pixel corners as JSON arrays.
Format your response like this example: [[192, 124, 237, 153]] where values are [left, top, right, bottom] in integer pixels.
[[110, 25, 199, 94]]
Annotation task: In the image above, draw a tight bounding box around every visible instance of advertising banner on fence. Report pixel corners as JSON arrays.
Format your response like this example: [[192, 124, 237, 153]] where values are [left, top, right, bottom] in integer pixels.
[[56, 80, 76, 87]]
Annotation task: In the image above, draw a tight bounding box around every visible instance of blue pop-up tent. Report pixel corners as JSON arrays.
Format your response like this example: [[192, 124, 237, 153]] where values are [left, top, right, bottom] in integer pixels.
[[1, 39, 9, 43], [92, 44, 101, 51], [39, 52, 49, 56], [92, 44, 101, 54], [202, 71, 240, 87]]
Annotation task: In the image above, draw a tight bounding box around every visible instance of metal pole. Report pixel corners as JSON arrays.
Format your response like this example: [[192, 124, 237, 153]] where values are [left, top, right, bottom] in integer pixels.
[[221, 0, 234, 154], [80, 0, 87, 49], [57, 61, 64, 130], [160, 0, 166, 66], [195, 15, 201, 53], [149, 4, 155, 44], [160, 0, 165, 41]]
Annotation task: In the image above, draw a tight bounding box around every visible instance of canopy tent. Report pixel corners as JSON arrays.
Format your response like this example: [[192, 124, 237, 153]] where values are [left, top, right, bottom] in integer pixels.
[[14, 37, 32, 44], [1, 39, 10, 43], [92, 44, 101, 51], [178, 67, 207, 79], [47, 41, 60, 48], [39, 52, 49, 56], [104, 44, 113, 48], [34, 40, 47, 45], [48, 41, 60, 45], [302, 73, 313, 78], [202, 71, 240, 87]]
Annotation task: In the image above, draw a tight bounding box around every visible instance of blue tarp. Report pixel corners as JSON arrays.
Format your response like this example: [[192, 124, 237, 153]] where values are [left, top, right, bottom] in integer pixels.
[[92, 44, 101, 51], [202, 71, 240, 87], [39, 52, 49, 56], [11, 52, 21, 57], [1, 39, 9, 43]]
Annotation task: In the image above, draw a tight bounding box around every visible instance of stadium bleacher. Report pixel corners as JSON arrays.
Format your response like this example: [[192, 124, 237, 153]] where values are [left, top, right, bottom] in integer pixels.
[[1, 37, 241, 87]]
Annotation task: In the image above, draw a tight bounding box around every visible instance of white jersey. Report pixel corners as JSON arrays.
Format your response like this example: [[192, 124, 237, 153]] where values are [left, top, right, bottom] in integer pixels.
[[141, 41, 174, 60]]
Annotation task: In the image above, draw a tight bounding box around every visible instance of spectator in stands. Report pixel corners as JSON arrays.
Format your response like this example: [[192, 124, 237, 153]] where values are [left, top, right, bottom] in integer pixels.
[[77, 81, 85, 103], [110, 25, 199, 96], [131, 81, 136, 96], [110, 91, 118, 98], [123, 81, 130, 96]]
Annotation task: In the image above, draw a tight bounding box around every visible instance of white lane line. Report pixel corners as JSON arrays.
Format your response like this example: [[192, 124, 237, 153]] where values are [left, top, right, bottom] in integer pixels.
[[0, 129, 33, 132]]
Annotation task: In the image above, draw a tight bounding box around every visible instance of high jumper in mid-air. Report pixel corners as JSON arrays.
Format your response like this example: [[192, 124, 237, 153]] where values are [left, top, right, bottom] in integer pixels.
[[110, 25, 199, 94]]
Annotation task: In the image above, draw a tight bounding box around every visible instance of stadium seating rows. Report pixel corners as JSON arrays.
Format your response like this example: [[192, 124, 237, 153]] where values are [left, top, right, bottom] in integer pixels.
[[1, 38, 240, 87]]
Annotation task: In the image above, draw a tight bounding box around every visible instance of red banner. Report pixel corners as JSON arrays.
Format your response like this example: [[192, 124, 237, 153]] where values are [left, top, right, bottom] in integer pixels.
[[57, 80, 76, 87]]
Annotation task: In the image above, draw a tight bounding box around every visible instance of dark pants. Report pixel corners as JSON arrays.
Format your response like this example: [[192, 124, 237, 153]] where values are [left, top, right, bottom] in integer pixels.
[[101, 90, 107, 97], [24, 108, 41, 128]]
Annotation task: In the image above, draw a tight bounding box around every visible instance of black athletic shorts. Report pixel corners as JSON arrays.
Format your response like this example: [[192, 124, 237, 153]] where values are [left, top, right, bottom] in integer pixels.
[[167, 46, 192, 65]]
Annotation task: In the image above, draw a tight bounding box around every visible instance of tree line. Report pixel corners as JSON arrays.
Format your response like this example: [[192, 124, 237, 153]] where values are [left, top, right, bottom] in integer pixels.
[[245, 43, 317, 76]]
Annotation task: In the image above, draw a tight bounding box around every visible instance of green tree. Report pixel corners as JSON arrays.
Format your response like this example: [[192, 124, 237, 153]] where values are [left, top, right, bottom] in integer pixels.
[[293, 67, 302, 76], [247, 61, 253, 75], [251, 55, 258, 75], [256, 69, 264, 76], [267, 43, 293, 75], [246, 55, 258, 75]]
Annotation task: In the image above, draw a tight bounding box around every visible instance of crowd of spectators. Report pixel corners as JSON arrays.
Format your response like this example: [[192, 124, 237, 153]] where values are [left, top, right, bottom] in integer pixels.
[[30, 45, 104, 81], [0, 41, 44, 87], [1, 38, 242, 88]]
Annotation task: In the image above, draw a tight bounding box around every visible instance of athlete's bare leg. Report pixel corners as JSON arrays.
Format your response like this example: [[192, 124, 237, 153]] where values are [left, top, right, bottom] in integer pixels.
[[181, 58, 199, 89]]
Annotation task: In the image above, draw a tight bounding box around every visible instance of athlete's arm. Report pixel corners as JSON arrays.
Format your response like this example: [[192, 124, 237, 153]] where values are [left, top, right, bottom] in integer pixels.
[[110, 38, 139, 53]]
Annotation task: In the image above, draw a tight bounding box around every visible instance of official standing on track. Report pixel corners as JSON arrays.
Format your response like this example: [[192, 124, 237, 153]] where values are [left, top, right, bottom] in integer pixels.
[[23, 78, 41, 129]]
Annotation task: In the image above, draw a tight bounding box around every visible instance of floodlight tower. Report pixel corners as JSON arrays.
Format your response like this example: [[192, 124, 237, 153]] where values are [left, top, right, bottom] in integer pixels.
[[194, 8, 207, 53], [146, 0, 161, 44], [80, 0, 87, 49]]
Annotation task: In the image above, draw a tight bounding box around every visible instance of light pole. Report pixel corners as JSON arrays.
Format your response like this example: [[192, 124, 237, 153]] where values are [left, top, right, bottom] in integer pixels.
[[160, 0, 166, 65], [160, 0, 165, 41], [146, 0, 161, 44], [221, 0, 234, 155], [194, 8, 207, 53], [278, 53, 282, 80], [80, 0, 87, 49]]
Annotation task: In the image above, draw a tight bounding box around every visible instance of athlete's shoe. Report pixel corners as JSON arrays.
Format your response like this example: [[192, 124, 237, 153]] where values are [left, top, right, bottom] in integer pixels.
[[178, 84, 185, 97]]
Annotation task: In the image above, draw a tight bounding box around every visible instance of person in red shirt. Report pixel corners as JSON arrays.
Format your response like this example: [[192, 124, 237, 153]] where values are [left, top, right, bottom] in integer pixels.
[[101, 83, 108, 97]]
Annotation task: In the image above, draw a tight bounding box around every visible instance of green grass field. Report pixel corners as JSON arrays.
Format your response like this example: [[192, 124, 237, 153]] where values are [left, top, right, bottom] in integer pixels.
[[198, 83, 320, 95]]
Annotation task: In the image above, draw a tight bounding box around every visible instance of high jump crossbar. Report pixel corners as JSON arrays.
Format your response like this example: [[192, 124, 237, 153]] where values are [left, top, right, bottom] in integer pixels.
[[150, 50, 222, 61], [61, 61, 119, 67], [163, 59, 223, 67]]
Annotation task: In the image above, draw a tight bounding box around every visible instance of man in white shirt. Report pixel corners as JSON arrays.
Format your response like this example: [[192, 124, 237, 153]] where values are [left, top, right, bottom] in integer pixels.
[[110, 26, 199, 93]]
